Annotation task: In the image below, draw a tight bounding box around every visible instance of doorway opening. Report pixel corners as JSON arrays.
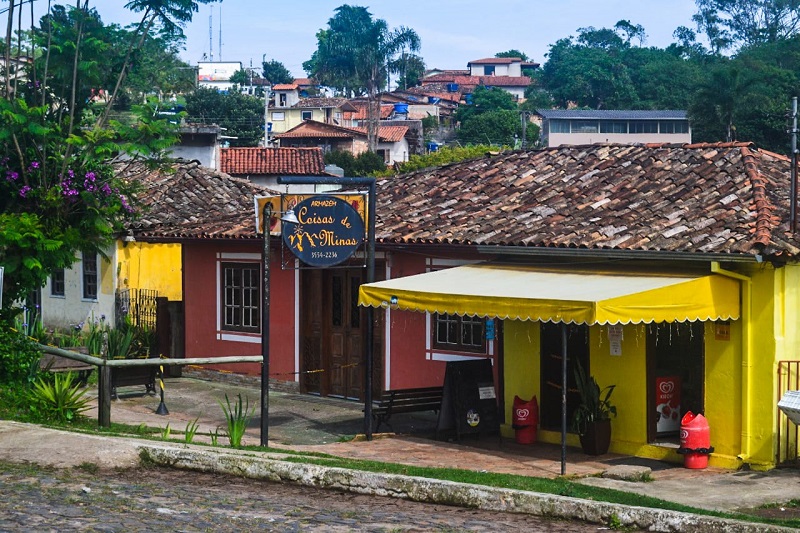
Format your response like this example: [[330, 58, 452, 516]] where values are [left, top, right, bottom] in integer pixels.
[[646, 321, 704, 443], [539, 323, 589, 431]]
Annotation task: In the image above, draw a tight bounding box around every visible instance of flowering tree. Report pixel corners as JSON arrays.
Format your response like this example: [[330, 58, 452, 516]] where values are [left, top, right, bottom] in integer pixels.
[[0, 0, 211, 319]]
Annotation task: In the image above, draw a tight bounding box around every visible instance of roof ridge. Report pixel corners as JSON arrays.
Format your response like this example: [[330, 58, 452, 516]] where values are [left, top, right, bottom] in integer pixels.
[[740, 146, 776, 252]]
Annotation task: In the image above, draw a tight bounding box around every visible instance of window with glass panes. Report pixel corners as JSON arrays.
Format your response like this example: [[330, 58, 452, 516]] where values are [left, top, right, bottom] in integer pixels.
[[51, 268, 65, 297], [433, 313, 486, 353], [82, 252, 98, 300], [221, 262, 260, 333], [630, 121, 659, 133]]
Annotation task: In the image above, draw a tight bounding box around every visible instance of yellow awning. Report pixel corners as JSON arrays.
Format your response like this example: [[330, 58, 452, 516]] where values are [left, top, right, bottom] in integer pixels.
[[358, 263, 740, 324]]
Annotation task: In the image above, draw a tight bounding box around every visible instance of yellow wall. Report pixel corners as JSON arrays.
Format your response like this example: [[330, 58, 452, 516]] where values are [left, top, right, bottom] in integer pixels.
[[502, 320, 540, 439], [117, 241, 183, 301], [502, 318, 751, 469]]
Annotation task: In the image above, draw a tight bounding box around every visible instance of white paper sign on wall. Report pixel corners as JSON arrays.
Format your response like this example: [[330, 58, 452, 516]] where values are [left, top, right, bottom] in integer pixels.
[[608, 324, 623, 356]]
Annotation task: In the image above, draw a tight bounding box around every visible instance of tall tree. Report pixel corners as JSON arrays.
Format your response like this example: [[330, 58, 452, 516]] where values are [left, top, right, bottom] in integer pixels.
[[97, 0, 215, 126], [262, 59, 293, 85], [496, 49, 529, 61], [388, 52, 425, 89], [185, 87, 265, 147], [453, 86, 537, 147], [304, 5, 420, 152], [1, 0, 187, 313], [541, 36, 637, 109], [694, 0, 800, 49]]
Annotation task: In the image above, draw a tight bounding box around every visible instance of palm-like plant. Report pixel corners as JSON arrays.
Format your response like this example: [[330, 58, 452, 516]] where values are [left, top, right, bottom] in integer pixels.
[[305, 6, 420, 152], [572, 360, 617, 436]]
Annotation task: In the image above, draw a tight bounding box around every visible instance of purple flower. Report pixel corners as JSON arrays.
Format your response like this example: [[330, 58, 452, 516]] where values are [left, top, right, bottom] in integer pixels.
[[19, 185, 31, 197], [29, 161, 39, 169], [100, 183, 112, 196], [67, 169, 75, 178], [85, 171, 96, 182], [5, 171, 18, 181], [120, 195, 133, 213]]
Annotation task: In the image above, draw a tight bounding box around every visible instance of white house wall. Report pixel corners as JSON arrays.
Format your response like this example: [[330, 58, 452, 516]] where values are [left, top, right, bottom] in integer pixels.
[[41, 246, 117, 330], [380, 138, 410, 165]]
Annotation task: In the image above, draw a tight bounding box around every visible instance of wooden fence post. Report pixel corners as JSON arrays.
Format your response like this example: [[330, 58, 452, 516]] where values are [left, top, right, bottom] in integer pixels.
[[98, 332, 111, 427]]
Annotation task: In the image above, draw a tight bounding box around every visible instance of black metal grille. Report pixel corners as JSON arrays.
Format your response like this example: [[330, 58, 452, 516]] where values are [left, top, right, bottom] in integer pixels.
[[115, 288, 159, 329]]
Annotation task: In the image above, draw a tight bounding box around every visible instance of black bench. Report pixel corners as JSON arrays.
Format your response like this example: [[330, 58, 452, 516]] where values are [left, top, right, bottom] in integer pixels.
[[369, 386, 443, 433], [39, 353, 95, 387]]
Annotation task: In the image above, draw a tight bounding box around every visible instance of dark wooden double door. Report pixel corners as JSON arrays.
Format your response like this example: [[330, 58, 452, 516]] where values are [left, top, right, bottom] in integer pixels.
[[300, 268, 382, 400]]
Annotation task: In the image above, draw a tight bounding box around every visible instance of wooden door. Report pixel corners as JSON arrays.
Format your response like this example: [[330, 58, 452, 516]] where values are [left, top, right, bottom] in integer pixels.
[[327, 269, 364, 399]]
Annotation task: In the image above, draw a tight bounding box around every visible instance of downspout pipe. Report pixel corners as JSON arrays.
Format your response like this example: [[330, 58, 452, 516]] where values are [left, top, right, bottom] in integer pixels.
[[711, 262, 752, 463]]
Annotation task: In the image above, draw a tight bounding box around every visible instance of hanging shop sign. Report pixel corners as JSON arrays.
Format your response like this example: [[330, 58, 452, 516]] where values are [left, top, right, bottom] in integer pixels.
[[281, 195, 365, 267], [254, 194, 367, 236]]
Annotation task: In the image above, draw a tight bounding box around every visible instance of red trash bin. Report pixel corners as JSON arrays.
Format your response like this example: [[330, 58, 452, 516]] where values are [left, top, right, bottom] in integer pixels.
[[512, 395, 539, 444], [678, 411, 714, 469]]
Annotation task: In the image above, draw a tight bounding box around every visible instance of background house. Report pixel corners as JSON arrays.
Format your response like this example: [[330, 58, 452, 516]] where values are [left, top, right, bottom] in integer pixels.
[[275, 120, 415, 165], [536, 109, 691, 146], [269, 97, 358, 136], [168, 123, 222, 169], [420, 57, 534, 102], [220, 146, 332, 191], [197, 61, 242, 92]]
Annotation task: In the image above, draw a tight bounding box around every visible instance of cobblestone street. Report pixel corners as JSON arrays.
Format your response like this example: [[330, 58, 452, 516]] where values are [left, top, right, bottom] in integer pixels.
[[0, 461, 607, 532]]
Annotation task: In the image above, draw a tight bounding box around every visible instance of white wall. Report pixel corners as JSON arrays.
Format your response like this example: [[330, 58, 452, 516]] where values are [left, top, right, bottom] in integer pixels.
[[380, 138, 410, 165], [547, 132, 692, 147], [41, 246, 117, 330]]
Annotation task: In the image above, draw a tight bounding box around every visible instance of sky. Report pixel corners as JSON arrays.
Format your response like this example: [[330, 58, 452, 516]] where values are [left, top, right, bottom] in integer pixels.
[[5, 0, 703, 77]]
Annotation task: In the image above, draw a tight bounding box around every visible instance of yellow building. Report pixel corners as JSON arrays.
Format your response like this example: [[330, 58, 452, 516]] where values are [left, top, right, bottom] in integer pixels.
[[358, 142, 800, 470]]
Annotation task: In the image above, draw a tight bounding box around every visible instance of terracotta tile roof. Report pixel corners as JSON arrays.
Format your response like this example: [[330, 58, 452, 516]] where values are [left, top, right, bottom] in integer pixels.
[[293, 97, 358, 111], [276, 120, 408, 142], [477, 75, 531, 87], [220, 147, 325, 175], [272, 83, 298, 90], [119, 160, 275, 240], [421, 73, 531, 89], [275, 120, 357, 139], [374, 142, 800, 259], [468, 57, 522, 65], [422, 74, 479, 86], [350, 125, 409, 143], [343, 102, 394, 120], [293, 78, 314, 86]]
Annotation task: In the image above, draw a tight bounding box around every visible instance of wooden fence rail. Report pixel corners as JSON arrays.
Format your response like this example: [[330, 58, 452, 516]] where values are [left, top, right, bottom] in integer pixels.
[[39, 344, 263, 427]]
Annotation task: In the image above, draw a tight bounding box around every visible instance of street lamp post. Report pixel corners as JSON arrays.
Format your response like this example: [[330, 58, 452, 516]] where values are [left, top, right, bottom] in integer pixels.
[[260, 202, 272, 447]]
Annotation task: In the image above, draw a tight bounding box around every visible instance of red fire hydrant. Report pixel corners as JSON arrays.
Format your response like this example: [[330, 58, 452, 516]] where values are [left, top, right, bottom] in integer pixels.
[[512, 395, 539, 444], [678, 411, 714, 469]]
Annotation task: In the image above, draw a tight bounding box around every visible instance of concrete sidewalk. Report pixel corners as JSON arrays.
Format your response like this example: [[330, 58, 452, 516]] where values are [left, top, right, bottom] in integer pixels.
[[2, 371, 800, 531]]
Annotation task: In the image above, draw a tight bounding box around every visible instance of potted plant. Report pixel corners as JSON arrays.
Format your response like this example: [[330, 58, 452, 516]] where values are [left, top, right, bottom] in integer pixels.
[[572, 360, 617, 455]]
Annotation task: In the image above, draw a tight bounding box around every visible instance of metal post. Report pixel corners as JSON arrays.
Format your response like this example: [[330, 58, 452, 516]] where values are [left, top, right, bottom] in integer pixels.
[[364, 179, 376, 441], [791, 97, 798, 233], [98, 332, 111, 427], [155, 363, 169, 415], [264, 85, 270, 147], [561, 322, 568, 476], [260, 202, 272, 447]]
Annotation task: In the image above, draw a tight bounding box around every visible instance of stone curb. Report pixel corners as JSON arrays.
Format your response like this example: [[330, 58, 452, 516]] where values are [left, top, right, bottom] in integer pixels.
[[138, 444, 791, 533]]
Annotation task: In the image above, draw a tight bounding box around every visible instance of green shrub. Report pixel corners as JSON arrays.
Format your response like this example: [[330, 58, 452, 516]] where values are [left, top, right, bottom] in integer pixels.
[[29, 372, 91, 423], [0, 323, 42, 385]]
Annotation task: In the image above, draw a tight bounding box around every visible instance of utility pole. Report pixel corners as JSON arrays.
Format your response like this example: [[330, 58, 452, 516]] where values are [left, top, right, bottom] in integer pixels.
[[263, 54, 270, 147]]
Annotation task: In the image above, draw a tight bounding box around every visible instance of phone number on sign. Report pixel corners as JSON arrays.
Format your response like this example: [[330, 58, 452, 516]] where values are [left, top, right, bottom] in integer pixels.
[[311, 251, 338, 259]]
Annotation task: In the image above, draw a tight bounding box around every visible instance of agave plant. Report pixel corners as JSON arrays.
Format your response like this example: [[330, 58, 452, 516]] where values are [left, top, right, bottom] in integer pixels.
[[30, 372, 91, 423]]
